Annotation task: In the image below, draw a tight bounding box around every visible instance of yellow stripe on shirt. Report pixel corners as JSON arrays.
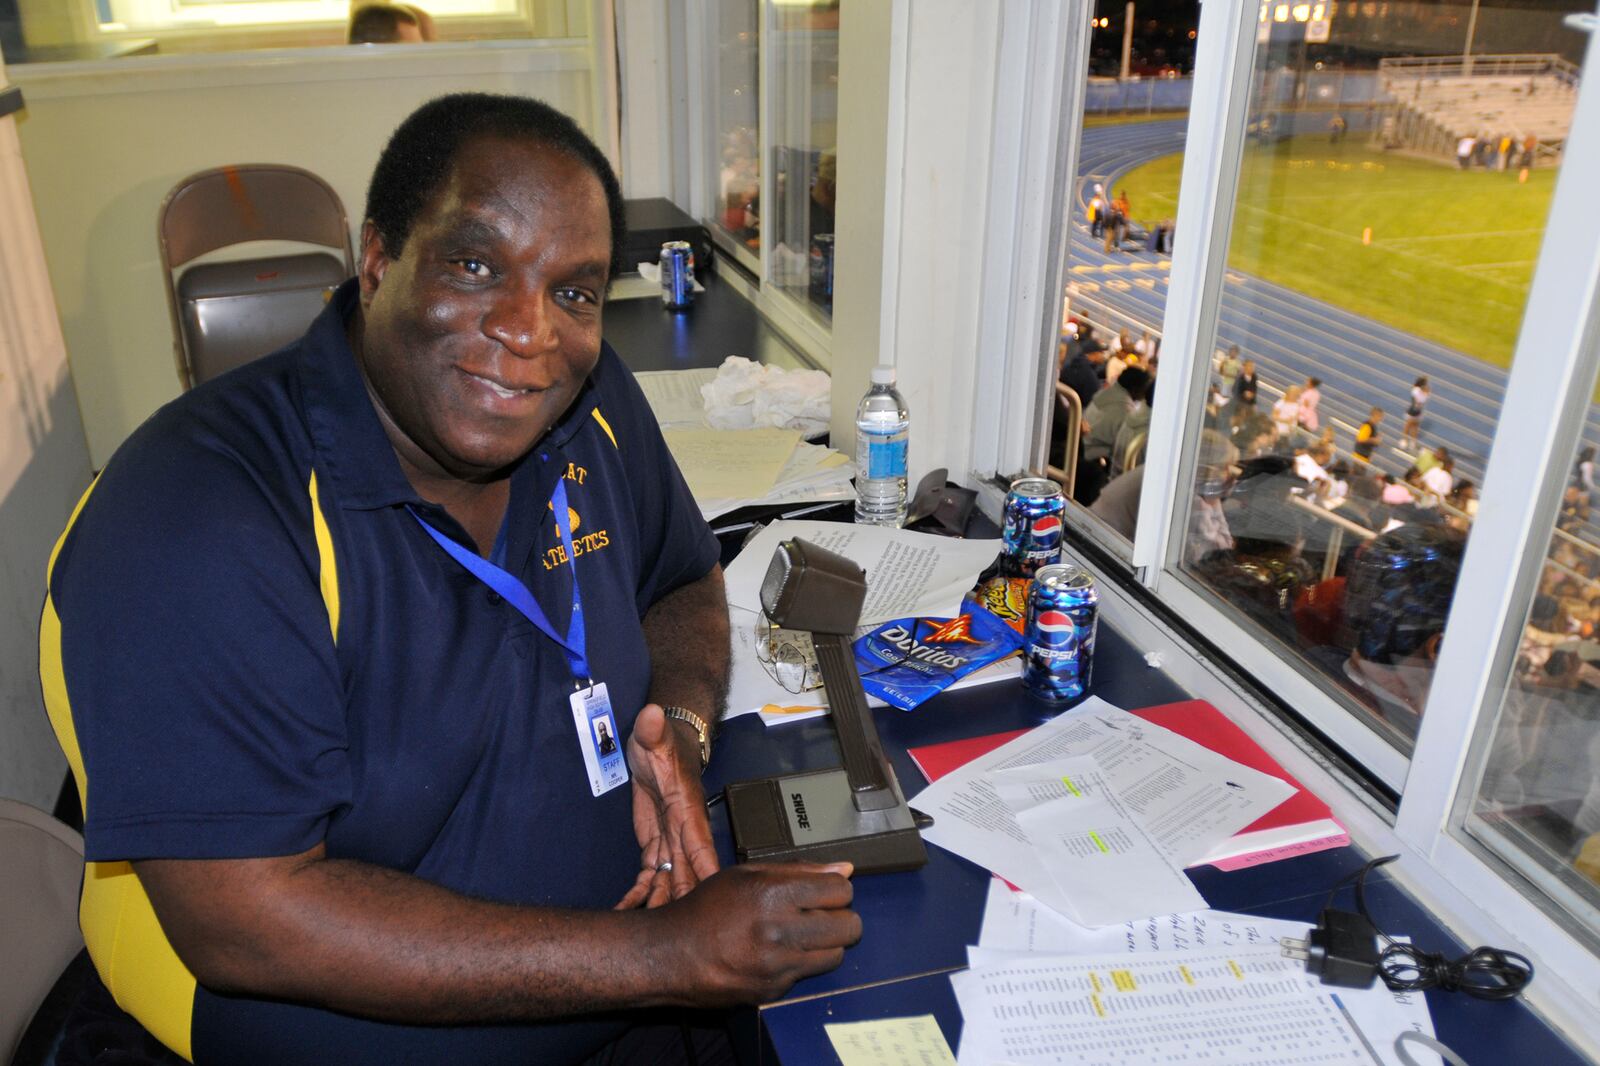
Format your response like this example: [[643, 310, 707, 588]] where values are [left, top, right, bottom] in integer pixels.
[[40, 474, 199, 1063]]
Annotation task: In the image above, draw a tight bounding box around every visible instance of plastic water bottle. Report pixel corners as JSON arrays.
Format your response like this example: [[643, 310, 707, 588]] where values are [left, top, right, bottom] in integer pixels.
[[854, 365, 910, 526]]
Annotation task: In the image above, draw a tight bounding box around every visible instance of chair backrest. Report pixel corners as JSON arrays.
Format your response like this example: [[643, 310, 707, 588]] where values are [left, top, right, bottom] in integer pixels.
[[0, 799, 84, 1065], [158, 164, 355, 390]]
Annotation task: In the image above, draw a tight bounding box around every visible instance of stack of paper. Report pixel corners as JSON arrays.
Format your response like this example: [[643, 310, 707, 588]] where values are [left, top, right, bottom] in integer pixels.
[[907, 698, 1296, 926], [725, 521, 1002, 627], [952, 943, 1392, 1065], [960, 881, 1440, 1066], [909, 700, 1349, 871], [695, 440, 855, 521], [643, 376, 856, 523]]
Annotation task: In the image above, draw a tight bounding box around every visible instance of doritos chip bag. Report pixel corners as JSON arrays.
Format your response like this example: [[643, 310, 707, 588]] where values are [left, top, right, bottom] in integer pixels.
[[852, 606, 1023, 711]]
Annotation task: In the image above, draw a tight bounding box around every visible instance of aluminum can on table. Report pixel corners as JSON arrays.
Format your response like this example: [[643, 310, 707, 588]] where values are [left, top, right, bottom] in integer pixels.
[[659, 240, 695, 310], [809, 233, 835, 305], [1000, 478, 1066, 578], [1022, 562, 1098, 702]]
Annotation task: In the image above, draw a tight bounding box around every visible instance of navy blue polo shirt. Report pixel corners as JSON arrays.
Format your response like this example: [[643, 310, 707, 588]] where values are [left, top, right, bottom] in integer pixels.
[[42, 281, 719, 1064]]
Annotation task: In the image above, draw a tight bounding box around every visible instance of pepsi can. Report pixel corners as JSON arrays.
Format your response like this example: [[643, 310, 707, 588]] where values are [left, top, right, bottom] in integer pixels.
[[1022, 563, 1098, 702], [1001, 478, 1066, 578], [809, 233, 835, 307], [660, 240, 695, 310]]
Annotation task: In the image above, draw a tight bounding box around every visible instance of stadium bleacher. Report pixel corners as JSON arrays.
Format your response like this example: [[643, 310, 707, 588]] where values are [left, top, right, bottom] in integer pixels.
[[1378, 54, 1580, 164]]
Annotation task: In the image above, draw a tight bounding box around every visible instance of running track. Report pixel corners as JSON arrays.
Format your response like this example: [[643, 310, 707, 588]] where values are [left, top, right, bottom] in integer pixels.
[[1070, 119, 1596, 530]]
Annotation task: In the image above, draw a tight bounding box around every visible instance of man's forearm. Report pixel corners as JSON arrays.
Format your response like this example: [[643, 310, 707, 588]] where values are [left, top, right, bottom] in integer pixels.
[[139, 848, 672, 1024], [136, 845, 858, 1025], [642, 564, 730, 723]]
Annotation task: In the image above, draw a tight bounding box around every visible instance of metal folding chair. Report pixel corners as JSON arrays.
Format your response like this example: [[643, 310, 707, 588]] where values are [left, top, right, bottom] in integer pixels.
[[158, 164, 354, 390], [0, 799, 84, 1065]]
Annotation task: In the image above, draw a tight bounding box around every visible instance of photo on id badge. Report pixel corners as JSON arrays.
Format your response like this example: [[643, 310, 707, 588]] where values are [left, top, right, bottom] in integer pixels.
[[572, 683, 629, 796]]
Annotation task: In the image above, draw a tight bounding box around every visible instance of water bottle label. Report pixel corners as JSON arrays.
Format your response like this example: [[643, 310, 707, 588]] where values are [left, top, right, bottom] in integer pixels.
[[866, 437, 908, 479]]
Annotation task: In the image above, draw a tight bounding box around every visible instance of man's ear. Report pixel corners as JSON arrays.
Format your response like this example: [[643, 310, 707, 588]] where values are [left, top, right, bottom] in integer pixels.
[[357, 220, 392, 304], [1421, 630, 1446, 663]]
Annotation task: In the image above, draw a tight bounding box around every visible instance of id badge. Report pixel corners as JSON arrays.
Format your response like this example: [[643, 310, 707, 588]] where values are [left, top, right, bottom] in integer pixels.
[[570, 682, 629, 798]]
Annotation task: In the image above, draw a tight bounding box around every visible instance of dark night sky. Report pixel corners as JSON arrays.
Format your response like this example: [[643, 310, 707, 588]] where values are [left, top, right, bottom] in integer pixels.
[[1089, 0, 1587, 72]]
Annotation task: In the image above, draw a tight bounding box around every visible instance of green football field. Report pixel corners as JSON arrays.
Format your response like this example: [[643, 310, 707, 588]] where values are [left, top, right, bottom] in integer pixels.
[[1115, 136, 1558, 368]]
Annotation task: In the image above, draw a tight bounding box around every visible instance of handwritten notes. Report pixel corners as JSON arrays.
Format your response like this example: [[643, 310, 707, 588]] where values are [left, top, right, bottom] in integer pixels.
[[823, 1015, 957, 1066], [661, 427, 801, 501]]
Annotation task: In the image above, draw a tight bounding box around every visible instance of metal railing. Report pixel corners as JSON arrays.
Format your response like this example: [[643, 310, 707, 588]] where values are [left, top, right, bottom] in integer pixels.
[[1056, 298, 1600, 592], [1378, 54, 1580, 84], [1046, 383, 1082, 500]]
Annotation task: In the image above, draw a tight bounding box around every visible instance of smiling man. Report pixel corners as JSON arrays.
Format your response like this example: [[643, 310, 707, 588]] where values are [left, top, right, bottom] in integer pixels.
[[41, 94, 859, 1065]]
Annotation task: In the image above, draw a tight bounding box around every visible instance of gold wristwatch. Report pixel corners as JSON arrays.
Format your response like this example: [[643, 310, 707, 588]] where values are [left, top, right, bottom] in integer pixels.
[[662, 705, 713, 769]]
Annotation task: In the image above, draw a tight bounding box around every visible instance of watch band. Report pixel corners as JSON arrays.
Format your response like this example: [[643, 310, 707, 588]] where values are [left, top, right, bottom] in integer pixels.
[[662, 705, 713, 769]]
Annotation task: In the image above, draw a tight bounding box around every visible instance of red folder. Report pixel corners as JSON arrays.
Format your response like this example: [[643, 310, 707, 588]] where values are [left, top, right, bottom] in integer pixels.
[[908, 699, 1348, 870]]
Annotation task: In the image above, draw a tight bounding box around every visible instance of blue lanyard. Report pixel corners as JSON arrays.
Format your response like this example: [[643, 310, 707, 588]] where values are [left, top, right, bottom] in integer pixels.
[[409, 478, 591, 683]]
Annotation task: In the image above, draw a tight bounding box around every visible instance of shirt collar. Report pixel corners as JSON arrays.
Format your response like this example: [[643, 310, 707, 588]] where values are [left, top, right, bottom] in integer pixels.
[[295, 280, 605, 512]]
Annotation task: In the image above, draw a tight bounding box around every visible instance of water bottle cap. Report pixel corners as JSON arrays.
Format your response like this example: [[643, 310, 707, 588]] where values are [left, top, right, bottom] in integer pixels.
[[870, 365, 896, 385]]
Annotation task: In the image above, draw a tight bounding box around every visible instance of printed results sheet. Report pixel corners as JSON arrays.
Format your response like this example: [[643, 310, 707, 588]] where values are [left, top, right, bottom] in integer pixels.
[[951, 945, 1378, 1066]]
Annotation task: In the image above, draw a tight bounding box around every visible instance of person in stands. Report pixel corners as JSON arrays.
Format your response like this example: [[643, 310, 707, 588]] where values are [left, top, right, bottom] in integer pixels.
[[1297, 376, 1321, 434], [1354, 406, 1384, 462], [1402, 376, 1428, 450]]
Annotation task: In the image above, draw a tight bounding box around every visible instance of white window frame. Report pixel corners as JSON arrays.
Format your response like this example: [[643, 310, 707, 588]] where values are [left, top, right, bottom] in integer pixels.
[[753, 0, 834, 367], [966, 0, 1600, 1044], [1144, 0, 1600, 1038], [683, 0, 763, 278], [681, 0, 832, 368]]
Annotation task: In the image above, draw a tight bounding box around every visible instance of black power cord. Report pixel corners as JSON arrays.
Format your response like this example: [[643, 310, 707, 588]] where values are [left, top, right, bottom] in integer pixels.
[[1281, 854, 1535, 1002]]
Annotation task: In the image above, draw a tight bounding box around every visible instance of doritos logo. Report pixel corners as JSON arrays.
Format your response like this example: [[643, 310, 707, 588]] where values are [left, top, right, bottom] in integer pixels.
[[920, 616, 984, 645]]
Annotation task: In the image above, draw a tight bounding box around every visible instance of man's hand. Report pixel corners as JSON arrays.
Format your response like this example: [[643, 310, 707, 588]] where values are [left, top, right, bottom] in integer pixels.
[[647, 862, 860, 1006], [616, 703, 719, 909]]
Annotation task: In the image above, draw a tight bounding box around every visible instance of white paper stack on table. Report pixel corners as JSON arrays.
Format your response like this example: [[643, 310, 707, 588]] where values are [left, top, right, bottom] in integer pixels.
[[721, 520, 1015, 725], [634, 363, 854, 521], [908, 697, 1297, 927], [954, 880, 1439, 1066]]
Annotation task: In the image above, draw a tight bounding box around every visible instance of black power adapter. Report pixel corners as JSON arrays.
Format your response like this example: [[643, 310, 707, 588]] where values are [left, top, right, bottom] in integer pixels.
[[1280, 908, 1382, 988], [1283, 855, 1534, 1003]]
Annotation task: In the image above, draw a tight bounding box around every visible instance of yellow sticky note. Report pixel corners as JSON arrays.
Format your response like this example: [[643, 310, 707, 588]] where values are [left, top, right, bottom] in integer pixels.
[[823, 1014, 957, 1066], [661, 427, 800, 501]]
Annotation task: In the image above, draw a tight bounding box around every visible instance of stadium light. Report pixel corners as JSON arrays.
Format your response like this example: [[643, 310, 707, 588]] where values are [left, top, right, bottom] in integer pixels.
[[1292, 4, 1312, 22], [1273, 4, 1290, 22]]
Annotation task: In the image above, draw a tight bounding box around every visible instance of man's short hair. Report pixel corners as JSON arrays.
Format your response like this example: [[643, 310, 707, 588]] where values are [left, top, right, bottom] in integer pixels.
[[349, 4, 418, 44], [365, 93, 626, 277], [1118, 367, 1150, 402], [1343, 524, 1465, 665]]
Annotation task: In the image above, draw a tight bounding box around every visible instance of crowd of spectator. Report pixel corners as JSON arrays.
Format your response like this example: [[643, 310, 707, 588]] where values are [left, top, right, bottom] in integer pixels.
[[1048, 310, 1600, 877]]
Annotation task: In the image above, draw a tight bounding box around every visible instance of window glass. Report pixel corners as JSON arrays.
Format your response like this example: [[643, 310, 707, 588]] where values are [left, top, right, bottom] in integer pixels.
[[1462, 429, 1600, 939], [766, 0, 838, 322], [1053, 2, 1199, 553], [1, 0, 558, 64], [706, 0, 761, 263], [1171, 3, 1586, 754]]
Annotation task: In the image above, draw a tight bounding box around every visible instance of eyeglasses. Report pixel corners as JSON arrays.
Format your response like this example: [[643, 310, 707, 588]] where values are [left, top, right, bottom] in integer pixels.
[[754, 612, 937, 694], [755, 611, 823, 694]]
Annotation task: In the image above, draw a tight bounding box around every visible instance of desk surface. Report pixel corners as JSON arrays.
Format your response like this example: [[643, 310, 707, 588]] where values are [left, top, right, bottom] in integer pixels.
[[710, 617, 1591, 1065], [604, 271, 811, 374]]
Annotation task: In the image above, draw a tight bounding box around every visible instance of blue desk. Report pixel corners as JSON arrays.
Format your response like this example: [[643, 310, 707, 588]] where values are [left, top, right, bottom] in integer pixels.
[[709, 623, 1591, 1064], [760, 884, 1587, 1066], [604, 272, 809, 373]]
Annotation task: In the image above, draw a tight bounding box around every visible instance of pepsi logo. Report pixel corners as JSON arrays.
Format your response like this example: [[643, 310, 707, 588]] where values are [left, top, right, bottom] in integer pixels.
[[1034, 610, 1075, 633], [1031, 515, 1063, 538]]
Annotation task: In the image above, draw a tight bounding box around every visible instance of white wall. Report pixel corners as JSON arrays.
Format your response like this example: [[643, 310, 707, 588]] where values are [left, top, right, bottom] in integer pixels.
[[0, 58, 95, 811], [12, 40, 603, 468], [830, 0, 1002, 494], [614, 0, 675, 199]]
